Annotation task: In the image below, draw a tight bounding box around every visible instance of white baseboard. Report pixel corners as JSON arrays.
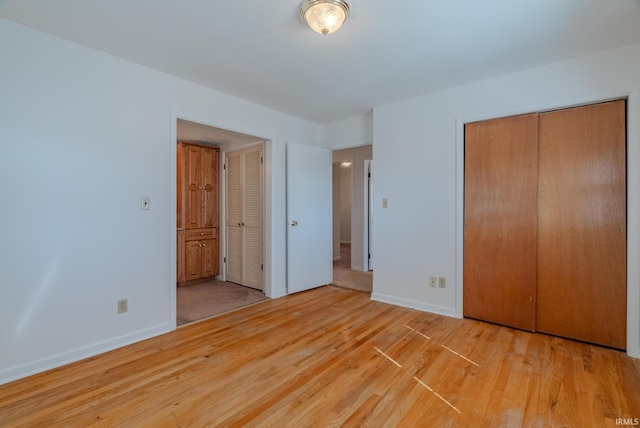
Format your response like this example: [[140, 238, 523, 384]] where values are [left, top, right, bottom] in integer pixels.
[[370, 292, 457, 318], [0, 323, 171, 385], [270, 288, 288, 299]]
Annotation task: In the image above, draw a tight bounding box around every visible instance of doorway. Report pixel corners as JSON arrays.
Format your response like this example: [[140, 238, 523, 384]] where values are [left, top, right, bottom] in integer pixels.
[[175, 118, 269, 325], [331, 146, 373, 292]]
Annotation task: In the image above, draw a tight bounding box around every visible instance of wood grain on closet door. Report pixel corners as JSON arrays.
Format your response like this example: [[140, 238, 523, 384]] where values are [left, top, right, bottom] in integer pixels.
[[464, 113, 538, 331], [537, 100, 626, 349]]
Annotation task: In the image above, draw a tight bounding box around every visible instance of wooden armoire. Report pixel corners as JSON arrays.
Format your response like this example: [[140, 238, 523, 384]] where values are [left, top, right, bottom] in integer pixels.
[[463, 100, 627, 349], [177, 142, 220, 284]]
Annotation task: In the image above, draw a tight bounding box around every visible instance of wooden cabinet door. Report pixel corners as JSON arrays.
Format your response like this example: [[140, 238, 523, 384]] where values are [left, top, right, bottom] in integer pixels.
[[464, 113, 539, 331], [185, 240, 202, 281], [537, 100, 626, 349], [201, 148, 218, 229], [185, 145, 202, 229], [201, 239, 216, 278]]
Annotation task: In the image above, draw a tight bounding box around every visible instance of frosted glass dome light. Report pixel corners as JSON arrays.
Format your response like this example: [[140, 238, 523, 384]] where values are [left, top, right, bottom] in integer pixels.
[[299, 0, 350, 36]]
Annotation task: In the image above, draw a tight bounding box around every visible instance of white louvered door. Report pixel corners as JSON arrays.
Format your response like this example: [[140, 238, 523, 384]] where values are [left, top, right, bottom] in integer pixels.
[[226, 152, 243, 285], [242, 148, 263, 289], [225, 145, 264, 290]]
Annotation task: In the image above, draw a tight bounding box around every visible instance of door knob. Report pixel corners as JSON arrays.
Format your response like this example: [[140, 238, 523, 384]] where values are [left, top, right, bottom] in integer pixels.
[[290, 220, 298, 226]]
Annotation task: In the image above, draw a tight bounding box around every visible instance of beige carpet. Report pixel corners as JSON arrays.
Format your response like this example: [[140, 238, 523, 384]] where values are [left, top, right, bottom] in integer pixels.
[[177, 280, 268, 326], [332, 243, 373, 293]]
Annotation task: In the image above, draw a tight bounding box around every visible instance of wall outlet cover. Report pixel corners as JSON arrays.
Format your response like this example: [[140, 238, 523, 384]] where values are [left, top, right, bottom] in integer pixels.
[[118, 299, 128, 314]]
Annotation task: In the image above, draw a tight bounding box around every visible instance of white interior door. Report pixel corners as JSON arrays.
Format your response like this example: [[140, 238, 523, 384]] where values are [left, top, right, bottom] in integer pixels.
[[287, 143, 332, 293]]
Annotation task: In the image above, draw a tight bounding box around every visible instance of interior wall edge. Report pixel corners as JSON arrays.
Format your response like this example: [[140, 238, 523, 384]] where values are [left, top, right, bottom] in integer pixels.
[[625, 88, 640, 359]]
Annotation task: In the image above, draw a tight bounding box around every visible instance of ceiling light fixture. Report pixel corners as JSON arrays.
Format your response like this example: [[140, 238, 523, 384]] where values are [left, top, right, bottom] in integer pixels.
[[299, 0, 350, 36]]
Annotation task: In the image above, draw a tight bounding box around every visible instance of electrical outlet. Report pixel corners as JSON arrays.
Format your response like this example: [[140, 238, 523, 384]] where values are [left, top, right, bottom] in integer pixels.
[[438, 277, 446, 288], [118, 299, 128, 314], [141, 196, 150, 210], [429, 276, 437, 288], [382, 198, 388, 208]]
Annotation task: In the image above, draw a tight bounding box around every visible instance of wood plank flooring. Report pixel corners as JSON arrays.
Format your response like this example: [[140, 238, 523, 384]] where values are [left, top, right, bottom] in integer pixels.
[[1, 286, 639, 427]]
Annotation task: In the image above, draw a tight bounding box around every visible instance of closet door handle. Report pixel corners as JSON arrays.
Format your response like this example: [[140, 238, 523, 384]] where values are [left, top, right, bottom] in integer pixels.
[[290, 220, 298, 227]]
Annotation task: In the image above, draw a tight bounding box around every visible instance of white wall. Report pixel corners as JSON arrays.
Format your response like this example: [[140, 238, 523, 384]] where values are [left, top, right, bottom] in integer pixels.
[[372, 42, 640, 358], [0, 19, 321, 384], [322, 112, 373, 150]]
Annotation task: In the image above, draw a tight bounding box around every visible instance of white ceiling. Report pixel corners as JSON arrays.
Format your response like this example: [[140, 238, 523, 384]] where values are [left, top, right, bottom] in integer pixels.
[[2, 0, 640, 124]]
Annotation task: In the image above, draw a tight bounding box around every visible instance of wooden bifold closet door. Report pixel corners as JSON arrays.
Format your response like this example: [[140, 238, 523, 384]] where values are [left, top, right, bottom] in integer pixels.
[[464, 100, 626, 350]]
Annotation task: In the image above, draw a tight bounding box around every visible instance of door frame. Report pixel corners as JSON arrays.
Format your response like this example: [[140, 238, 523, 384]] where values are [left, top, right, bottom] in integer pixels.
[[331, 146, 373, 273], [455, 90, 640, 358], [169, 111, 275, 330], [365, 158, 373, 271]]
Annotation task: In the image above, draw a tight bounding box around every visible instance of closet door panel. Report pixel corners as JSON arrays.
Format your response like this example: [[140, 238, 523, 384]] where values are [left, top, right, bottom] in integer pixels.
[[242, 147, 263, 290], [226, 153, 243, 285], [464, 113, 538, 331], [243, 227, 262, 289], [537, 100, 626, 349]]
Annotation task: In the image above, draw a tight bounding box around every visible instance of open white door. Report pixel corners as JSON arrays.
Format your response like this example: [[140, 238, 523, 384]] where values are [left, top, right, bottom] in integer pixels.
[[287, 143, 332, 293]]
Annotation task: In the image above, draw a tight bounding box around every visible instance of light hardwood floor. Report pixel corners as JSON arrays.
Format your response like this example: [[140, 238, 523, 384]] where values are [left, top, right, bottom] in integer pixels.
[[1, 286, 639, 427]]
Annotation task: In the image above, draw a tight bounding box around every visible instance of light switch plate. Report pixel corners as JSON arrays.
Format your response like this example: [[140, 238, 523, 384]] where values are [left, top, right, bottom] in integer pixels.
[[141, 196, 150, 210]]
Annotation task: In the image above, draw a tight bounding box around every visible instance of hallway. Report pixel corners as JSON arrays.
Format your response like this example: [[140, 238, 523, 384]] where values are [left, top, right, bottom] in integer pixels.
[[332, 243, 372, 293]]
